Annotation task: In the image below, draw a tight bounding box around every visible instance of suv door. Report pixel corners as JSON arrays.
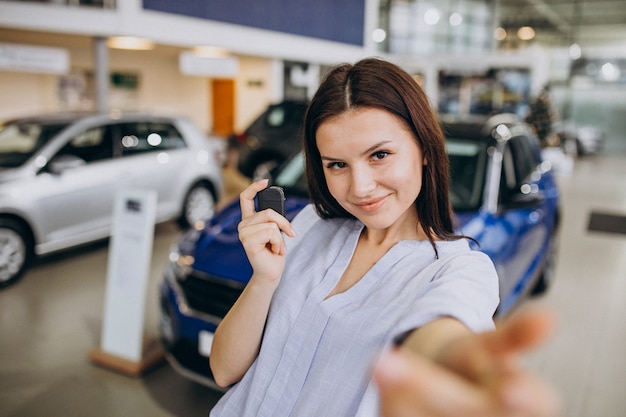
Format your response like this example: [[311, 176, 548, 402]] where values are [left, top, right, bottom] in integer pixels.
[[494, 135, 549, 310], [33, 124, 119, 252], [114, 121, 189, 222]]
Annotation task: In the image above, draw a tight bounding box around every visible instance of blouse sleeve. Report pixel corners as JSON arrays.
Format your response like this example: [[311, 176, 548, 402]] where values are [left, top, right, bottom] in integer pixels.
[[394, 249, 500, 336]]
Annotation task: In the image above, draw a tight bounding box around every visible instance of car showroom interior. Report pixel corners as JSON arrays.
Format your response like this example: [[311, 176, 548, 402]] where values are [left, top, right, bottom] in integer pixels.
[[1, 0, 625, 416]]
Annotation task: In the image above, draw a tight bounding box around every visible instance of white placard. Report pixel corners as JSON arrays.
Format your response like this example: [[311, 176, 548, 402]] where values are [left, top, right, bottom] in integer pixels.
[[198, 330, 215, 357], [179, 52, 239, 77], [100, 189, 157, 362], [0, 42, 69, 74]]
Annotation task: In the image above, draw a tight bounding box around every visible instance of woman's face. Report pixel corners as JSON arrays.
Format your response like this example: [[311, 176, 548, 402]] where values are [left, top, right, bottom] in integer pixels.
[[316, 107, 425, 233]]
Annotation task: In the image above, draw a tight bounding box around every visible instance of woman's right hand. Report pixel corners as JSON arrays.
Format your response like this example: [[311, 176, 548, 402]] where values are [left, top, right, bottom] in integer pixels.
[[238, 179, 296, 287]]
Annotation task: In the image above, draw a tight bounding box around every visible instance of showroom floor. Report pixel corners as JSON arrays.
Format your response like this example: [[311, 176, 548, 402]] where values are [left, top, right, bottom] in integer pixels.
[[1, 155, 625, 417]]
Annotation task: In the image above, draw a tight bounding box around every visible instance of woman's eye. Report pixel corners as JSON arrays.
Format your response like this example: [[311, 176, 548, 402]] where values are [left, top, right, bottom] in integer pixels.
[[371, 151, 389, 161], [326, 161, 347, 169]]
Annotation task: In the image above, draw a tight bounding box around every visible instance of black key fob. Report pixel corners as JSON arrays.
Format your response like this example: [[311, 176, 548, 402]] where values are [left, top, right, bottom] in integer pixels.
[[257, 186, 286, 217]]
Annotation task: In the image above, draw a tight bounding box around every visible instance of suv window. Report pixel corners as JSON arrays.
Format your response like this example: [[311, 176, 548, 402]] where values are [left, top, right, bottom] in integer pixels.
[[500, 135, 540, 199], [0, 121, 70, 167], [446, 138, 488, 211], [118, 122, 186, 156], [58, 125, 113, 163]]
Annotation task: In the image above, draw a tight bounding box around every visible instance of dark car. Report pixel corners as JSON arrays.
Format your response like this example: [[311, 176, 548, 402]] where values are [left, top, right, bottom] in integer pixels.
[[159, 113, 560, 389], [230, 100, 308, 179]]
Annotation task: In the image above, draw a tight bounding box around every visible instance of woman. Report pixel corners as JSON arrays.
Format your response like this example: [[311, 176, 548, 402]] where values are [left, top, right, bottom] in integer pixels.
[[209, 58, 560, 417]]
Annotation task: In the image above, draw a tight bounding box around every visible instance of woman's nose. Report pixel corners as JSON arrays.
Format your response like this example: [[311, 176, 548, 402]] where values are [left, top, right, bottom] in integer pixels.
[[350, 166, 376, 197]]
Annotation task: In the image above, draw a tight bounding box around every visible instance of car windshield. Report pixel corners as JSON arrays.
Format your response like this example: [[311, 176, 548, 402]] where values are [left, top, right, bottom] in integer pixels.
[[273, 141, 488, 212], [273, 152, 308, 198], [0, 119, 70, 168], [446, 138, 488, 212]]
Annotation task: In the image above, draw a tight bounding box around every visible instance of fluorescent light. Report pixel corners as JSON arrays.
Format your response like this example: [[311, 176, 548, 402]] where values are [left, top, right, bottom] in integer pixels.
[[107, 37, 155, 50], [192, 46, 230, 57]]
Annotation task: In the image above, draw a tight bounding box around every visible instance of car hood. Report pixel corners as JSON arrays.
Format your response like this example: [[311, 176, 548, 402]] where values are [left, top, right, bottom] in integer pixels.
[[191, 195, 310, 284]]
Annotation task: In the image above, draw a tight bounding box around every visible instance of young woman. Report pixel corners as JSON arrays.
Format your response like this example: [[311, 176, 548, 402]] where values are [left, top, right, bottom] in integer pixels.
[[209, 58, 560, 417]]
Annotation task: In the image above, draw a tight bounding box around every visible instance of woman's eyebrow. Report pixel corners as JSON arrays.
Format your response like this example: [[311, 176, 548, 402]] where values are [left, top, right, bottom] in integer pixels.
[[320, 140, 393, 161]]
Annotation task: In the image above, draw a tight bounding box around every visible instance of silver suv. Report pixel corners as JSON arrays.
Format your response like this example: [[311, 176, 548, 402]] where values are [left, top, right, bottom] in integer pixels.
[[0, 112, 225, 287]]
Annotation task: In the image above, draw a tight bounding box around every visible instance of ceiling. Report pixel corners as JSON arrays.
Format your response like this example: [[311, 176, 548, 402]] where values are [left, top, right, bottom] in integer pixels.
[[497, 0, 626, 47]]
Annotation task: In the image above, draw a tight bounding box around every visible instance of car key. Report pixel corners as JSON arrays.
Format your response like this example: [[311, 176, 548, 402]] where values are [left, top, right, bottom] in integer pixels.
[[257, 186, 286, 217]]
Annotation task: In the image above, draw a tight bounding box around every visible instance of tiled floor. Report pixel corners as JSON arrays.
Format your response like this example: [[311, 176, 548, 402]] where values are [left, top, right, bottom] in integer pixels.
[[1, 155, 625, 417]]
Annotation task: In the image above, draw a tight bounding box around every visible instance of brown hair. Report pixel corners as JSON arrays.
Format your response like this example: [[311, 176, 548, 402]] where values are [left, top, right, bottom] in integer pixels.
[[303, 57, 461, 255]]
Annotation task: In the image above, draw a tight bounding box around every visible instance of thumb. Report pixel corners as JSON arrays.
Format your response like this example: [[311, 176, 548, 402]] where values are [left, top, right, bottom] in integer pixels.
[[487, 307, 557, 356]]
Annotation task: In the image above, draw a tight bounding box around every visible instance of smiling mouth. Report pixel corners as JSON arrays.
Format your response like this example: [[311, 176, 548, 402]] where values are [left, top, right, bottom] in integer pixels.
[[354, 196, 387, 212]]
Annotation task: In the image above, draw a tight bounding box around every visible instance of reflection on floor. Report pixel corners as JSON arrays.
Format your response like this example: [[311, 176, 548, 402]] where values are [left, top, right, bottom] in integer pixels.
[[1, 154, 625, 417]]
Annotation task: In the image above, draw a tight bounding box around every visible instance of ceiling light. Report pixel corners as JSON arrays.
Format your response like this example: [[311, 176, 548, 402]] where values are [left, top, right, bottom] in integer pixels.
[[424, 8, 441, 25], [372, 28, 387, 43], [569, 43, 582, 60], [494, 27, 507, 41], [601, 62, 621, 81], [107, 36, 155, 50], [449, 12, 463, 26], [517, 26, 535, 41], [192, 46, 230, 57]]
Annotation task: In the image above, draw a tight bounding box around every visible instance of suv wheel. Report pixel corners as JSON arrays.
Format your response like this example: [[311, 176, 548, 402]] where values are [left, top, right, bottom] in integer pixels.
[[0, 218, 33, 288], [179, 183, 216, 229]]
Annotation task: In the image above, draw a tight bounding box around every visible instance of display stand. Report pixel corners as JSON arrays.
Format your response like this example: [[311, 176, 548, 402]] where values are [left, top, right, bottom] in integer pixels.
[[89, 189, 164, 377], [89, 336, 164, 377]]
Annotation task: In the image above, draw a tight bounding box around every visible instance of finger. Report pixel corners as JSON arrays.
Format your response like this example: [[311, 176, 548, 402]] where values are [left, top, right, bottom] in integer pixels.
[[486, 307, 557, 357], [497, 368, 562, 417], [374, 349, 489, 417], [258, 208, 297, 238], [375, 349, 562, 417], [239, 220, 285, 255], [240, 179, 269, 218]]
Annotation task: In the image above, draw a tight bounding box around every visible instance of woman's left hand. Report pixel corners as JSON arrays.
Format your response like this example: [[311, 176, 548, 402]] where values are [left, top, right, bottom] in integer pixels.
[[373, 308, 562, 417]]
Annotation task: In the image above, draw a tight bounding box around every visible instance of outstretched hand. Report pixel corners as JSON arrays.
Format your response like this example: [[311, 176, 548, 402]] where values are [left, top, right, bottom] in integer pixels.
[[373, 308, 562, 417]]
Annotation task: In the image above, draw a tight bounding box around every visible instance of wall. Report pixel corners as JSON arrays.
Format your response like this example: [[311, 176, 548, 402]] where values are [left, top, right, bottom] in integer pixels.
[[0, 71, 58, 118], [0, 30, 284, 134]]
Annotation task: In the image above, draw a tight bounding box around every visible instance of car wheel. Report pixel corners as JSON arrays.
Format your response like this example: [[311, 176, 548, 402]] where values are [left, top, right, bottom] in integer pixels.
[[0, 218, 33, 288], [178, 183, 216, 229], [531, 234, 558, 296]]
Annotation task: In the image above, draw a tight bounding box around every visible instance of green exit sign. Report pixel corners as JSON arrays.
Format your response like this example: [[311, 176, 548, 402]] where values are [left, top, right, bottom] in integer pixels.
[[110, 72, 139, 89]]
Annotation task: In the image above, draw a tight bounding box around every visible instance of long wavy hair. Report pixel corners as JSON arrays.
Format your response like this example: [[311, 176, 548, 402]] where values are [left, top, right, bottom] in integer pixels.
[[303, 57, 461, 256]]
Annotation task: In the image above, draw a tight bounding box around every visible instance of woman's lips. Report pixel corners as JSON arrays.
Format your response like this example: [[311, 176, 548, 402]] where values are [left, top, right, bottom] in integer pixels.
[[353, 195, 388, 212]]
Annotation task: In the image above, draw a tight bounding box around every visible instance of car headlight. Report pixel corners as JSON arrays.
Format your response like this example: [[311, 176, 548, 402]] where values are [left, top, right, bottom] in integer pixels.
[[168, 248, 195, 281]]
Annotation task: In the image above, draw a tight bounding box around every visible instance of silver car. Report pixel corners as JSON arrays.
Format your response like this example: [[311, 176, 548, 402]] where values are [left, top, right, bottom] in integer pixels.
[[0, 112, 225, 288]]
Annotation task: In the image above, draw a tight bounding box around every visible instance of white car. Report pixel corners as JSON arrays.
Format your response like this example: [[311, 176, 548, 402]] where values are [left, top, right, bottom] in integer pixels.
[[0, 112, 225, 287]]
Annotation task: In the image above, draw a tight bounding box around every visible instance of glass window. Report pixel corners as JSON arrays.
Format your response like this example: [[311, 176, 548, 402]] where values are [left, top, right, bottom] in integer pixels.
[[499, 136, 539, 200], [445, 138, 487, 211], [118, 122, 185, 156], [58, 126, 113, 163], [0, 120, 69, 168]]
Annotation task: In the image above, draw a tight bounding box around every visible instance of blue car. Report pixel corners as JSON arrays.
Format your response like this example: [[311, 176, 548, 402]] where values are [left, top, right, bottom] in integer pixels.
[[159, 113, 560, 389]]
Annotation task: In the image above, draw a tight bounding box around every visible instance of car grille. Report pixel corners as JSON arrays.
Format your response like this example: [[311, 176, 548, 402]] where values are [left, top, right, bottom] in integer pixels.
[[177, 271, 245, 318]]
